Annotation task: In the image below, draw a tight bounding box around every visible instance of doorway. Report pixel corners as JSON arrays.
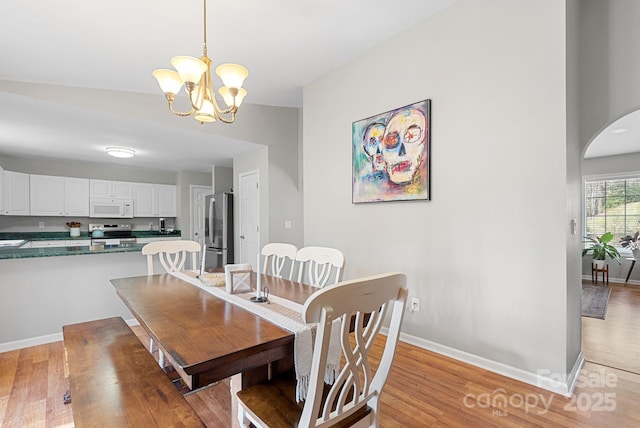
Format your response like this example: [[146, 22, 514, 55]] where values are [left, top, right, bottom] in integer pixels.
[[582, 110, 640, 375]]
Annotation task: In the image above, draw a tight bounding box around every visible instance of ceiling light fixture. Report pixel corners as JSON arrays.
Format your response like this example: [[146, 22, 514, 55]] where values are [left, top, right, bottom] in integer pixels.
[[106, 147, 136, 158], [152, 0, 248, 124]]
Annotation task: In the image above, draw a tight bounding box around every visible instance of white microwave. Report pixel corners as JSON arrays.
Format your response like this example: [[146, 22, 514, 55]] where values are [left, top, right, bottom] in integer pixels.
[[89, 198, 134, 218]]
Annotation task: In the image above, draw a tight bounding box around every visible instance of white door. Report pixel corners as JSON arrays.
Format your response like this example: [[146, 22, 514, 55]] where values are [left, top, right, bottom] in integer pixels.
[[239, 170, 260, 266], [191, 185, 212, 247]]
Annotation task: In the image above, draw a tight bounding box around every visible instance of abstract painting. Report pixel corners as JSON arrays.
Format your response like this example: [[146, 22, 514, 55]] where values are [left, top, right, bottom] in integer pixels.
[[352, 99, 431, 203]]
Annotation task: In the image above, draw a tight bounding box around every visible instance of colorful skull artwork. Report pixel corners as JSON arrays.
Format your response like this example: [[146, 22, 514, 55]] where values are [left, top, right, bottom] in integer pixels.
[[362, 122, 386, 174], [352, 99, 430, 203], [381, 108, 426, 185]]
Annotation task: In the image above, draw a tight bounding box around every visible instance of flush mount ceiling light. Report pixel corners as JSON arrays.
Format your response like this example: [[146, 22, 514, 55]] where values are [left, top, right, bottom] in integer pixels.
[[152, 0, 248, 124], [106, 147, 136, 158]]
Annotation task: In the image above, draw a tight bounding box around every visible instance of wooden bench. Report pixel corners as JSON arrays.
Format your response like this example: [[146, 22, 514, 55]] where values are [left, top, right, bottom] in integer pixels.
[[63, 317, 205, 427]]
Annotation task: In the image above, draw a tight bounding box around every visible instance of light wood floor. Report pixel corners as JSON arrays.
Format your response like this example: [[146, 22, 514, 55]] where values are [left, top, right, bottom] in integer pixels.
[[2, 292, 640, 427], [582, 281, 640, 374]]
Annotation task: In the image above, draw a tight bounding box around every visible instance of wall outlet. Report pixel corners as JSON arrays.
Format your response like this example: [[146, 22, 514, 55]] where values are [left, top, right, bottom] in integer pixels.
[[38, 221, 44, 228], [284, 220, 292, 229], [410, 297, 420, 313]]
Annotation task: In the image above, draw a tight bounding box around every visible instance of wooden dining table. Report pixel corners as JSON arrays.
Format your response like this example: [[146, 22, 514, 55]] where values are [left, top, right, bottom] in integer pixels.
[[111, 272, 315, 391]]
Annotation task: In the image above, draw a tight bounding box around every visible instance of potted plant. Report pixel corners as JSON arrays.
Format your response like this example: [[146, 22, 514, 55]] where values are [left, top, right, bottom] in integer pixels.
[[621, 231, 640, 259], [582, 232, 621, 268]]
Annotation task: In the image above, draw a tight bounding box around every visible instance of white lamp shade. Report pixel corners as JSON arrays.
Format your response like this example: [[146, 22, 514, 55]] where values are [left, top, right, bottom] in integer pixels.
[[218, 87, 247, 107], [194, 100, 216, 123], [171, 56, 207, 85], [215, 63, 249, 89], [152, 69, 183, 95]]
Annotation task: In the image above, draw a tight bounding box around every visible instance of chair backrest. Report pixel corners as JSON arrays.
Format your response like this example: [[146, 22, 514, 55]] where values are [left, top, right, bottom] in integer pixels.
[[300, 272, 407, 427], [295, 246, 345, 288], [260, 243, 298, 280], [142, 240, 201, 275]]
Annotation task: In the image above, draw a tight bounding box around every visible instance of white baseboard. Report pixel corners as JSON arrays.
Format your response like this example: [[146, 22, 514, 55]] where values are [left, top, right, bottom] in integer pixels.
[[581, 274, 640, 286], [0, 317, 141, 353], [385, 329, 582, 397]]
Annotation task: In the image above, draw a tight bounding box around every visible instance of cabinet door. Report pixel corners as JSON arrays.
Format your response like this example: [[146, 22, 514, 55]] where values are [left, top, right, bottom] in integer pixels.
[[0, 166, 4, 214], [89, 179, 112, 198], [3, 171, 30, 215], [30, 175, 65, 216], [134, 183, 155, 217], [112, 181, 133, 199], [157, 185, 177, 217], [65, 177, 90, 216], [29, 240, 63, 248]]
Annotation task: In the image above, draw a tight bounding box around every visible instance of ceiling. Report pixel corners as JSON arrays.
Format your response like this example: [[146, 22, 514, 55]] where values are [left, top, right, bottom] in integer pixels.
[[0, 0, 455, 172], [584, 109, 640, 159]]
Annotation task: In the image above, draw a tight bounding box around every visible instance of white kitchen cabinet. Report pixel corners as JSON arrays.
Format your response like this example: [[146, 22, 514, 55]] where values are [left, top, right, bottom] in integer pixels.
[[137, 236, 181, 244], [157, 184, 177, 217], [133, 183, 177, 217], [90, 179, 133, 199], [2, 171, 30, 215], [30, 175, 89, 216], [65, 239, 91, 246], [24, 240, 60, 248], [21, 239, 90, 248], [65, 177, 90, 216], [0, 166, 4, 214]]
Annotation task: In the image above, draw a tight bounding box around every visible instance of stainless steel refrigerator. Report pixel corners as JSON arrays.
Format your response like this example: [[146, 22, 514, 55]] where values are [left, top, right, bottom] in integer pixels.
[[204, 192, 234, 270]]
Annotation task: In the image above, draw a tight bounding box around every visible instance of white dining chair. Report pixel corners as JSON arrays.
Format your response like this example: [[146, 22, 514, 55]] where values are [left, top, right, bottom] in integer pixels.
[[236, 272, 408, 428], [260, 243, 298, 280], [142, 239, 201, 275], [141, 239, 201, 367], [295, 246, 345, 288]]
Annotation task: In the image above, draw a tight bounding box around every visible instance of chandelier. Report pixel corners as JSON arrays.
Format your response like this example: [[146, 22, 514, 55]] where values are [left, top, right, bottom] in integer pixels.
[[152, 0, 248, 124]]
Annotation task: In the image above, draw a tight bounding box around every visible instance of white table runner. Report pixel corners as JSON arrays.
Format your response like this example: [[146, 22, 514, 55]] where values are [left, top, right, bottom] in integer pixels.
[[171, 271, 339, 401]]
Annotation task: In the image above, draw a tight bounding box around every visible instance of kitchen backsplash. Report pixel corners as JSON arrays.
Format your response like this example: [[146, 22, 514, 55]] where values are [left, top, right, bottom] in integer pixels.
[[0, 216, 177, 233]]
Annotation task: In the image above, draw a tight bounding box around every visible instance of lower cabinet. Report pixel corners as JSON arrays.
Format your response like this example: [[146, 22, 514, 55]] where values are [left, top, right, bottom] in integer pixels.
[[137, 236, 181, 244], [21, 240, 90, 248]]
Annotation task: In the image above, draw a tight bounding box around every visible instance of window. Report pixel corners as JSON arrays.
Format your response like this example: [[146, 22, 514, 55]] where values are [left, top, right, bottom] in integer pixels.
[[585, 177, 640, 243]]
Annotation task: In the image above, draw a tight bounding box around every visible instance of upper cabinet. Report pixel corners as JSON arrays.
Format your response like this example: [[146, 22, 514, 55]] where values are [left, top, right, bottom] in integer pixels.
[[2, 171, 30, 216], [133, 183, 177, 217], [30, 175, 89, 217], [0, 172, 176, 218], [89, 179, 133, 199]]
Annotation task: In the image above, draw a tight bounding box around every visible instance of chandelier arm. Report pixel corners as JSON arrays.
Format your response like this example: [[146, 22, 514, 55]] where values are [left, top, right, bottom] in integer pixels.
[[209, 91, 237, 116], [165, 94, 195, 116], [214, 110, 237, 124]]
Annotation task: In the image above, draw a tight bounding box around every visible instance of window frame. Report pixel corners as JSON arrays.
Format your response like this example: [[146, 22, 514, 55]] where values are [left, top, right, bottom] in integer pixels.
[[583, 172, 640, 252]]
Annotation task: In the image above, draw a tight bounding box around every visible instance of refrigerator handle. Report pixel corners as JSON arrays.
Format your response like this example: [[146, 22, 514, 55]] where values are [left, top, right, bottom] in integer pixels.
[[208, 196, 216, 247]]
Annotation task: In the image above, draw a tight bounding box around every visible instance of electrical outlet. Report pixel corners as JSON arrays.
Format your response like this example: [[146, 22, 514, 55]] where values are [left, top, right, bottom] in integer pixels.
[[38, 221, 45, 228], [411, 297, 420, 313]]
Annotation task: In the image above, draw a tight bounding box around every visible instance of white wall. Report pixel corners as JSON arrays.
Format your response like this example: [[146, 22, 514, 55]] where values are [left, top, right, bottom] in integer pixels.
[[0, 252, 146, 349], [303, 0, 575, 391], [579, 0, 640, 151]]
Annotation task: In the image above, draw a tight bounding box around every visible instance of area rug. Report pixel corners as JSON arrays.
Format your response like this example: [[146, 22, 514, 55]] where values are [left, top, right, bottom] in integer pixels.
[[582, 284, 612, 319]]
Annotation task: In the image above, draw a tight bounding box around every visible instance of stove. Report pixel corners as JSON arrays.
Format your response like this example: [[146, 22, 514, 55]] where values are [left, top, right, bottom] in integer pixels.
[[89, 223, 137, 246]]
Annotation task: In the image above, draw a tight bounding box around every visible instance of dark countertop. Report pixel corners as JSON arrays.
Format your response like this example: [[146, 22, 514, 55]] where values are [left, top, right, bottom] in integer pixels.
[[0, 230, 182, 260], [0, 230, 181, 241], [0, 243, 147, 260]]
